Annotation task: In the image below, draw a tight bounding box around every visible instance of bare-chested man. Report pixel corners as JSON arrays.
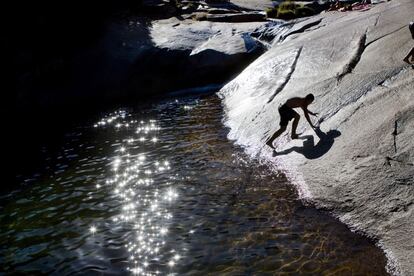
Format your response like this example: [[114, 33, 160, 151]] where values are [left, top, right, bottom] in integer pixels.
[[266, 94, 318, 149]]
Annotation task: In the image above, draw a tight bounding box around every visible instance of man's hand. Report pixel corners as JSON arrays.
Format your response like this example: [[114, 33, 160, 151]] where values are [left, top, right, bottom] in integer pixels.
[[311, 122, 320, 129]]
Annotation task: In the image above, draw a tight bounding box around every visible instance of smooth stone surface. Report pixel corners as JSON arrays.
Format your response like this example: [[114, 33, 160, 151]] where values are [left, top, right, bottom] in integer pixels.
[[219, 0, 414, 275]]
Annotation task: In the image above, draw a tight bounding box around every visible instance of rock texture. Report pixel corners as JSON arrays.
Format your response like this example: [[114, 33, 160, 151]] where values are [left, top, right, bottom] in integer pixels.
[[228, 0, 274, 11], [219, 0, 414, 275], [126, 18, 267, 96], [150, 18, 265, 52]]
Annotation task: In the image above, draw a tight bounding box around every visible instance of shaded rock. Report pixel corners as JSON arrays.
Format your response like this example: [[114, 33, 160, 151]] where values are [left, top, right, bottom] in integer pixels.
[[196, 12, 267, 22], [140, 0, 179, 18], [126, 18, 267, 96], [250, 16, 323, 46], [206, 8, 241, 14], [251, 20, 293, 45]]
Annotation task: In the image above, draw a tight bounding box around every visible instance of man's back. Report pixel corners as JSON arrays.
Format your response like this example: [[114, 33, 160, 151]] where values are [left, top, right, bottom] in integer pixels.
[[285, 97, 307, 109]]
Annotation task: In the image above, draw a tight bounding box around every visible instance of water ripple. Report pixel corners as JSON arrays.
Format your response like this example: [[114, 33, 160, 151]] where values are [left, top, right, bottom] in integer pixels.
[[3, 96, 388, 275]]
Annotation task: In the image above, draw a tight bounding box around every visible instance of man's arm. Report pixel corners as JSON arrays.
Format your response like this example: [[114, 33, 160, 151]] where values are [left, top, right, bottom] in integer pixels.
[[302, 107, 316, 128]]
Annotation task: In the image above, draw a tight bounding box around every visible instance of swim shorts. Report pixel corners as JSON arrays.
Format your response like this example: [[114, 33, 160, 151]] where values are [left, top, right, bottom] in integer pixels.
[[279, 104, 297, 126]]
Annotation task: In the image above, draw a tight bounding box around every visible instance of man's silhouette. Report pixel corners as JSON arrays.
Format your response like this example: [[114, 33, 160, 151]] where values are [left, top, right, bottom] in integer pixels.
[[273, 127, 341, 159], [266, 94, 318, 150]]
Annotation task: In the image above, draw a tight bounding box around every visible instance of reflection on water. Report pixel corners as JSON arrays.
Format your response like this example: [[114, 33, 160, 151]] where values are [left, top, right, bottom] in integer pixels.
[[4, 95, 387, 275], [97, 113, 178, 275]]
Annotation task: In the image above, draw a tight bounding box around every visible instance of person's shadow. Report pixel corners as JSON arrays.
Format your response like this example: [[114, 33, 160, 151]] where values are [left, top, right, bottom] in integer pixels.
[[274, 127, 341, 159]]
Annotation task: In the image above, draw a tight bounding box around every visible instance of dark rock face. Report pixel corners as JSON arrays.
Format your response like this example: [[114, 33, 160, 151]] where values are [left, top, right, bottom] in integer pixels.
[[194, 12, 267, 22], [140, 0, 179, 18], [126, 45, 264, 98]]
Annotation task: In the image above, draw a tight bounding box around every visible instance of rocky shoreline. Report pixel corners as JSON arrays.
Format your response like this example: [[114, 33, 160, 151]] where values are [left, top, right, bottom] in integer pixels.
[[219, 0, 413, 274]]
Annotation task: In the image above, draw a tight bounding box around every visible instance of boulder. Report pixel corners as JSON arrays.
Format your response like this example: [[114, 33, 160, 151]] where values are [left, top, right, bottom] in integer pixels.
[[125, 18, 267, 96], [228, 0, 275, 11], [219, 0, 414, 274], [196, 12, 267, 22]]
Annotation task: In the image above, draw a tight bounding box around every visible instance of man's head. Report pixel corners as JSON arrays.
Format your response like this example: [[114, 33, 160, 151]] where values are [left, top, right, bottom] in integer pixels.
[[305, 93, 314, 104]]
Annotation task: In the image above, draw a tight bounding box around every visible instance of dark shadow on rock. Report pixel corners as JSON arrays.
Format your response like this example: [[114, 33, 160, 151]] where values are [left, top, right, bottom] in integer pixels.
[[204, 0, 256, 12], [274, 128, 341, 159], [126, 46, 264, 99]]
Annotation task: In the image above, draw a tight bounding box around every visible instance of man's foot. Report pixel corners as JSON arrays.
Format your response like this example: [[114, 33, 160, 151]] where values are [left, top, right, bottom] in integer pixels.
[[291, 134, 299, 139], [266, 140, 275, 149], [404, 57, 413, 64]]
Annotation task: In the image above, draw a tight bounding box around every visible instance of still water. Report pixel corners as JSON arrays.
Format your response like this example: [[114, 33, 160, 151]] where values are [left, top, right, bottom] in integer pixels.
[[4, 95, 387, 275]]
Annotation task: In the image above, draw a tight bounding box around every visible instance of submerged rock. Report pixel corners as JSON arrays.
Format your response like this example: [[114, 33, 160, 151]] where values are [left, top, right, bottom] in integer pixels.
[[219, 0, 414, 274]]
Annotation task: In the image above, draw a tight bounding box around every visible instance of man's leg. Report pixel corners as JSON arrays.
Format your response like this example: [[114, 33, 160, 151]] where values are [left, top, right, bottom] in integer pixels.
[[266, 126, 287, 149], [403, 48, 414, 64], [291, 113, 300, 139]]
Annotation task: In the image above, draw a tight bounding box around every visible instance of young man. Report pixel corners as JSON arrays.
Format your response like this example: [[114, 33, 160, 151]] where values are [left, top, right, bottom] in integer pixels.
[[266, 94, 318, 149]]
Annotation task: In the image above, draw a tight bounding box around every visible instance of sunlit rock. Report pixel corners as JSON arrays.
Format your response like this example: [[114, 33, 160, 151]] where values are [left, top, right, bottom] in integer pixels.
[[220, 0, 414, 274]]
